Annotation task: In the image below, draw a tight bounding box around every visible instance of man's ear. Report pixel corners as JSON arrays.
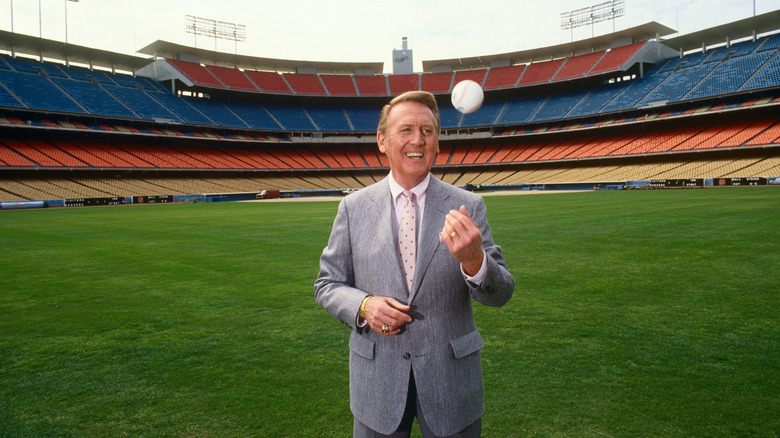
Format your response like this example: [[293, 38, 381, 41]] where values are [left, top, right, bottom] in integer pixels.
[[377, 131, 386, 153]]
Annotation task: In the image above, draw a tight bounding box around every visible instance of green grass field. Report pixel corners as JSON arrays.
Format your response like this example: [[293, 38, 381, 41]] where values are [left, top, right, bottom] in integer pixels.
[[1, 188, 778, 437]]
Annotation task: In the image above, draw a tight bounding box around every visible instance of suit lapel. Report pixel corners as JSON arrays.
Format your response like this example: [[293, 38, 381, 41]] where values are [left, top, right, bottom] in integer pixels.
[[367, 178, 408, 296], [409, 176, 451, 303]]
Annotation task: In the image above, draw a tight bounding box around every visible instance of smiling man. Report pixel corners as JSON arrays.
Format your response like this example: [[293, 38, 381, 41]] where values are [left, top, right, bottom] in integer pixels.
[[315, 91, 515, 438]]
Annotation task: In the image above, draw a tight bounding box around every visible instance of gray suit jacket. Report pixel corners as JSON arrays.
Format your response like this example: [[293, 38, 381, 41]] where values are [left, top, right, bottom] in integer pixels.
[[315, 175, 514, 436]]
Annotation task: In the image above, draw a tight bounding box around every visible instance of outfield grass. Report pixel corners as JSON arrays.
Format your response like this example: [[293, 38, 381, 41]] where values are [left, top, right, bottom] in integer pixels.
[[1, 188, 778, 437]]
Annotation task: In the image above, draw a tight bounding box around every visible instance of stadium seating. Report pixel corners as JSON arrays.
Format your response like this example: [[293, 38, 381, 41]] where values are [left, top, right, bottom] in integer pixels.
[[167, 59, 224, 88], [420, 72, 453, 93], [243, 70, 292, 93], [0, 69, 86, 113], [206, 65, 258, 92], [283, 73, 327, 95], [589, 41, 646, 75], [305, 103, 352, 131], [321, 74, 358, 96], [518, 58, 566, 85], [354, 75, 388, 95], [553, 51, 606, 81], [483, 65, 525, 90], [388, 74, 419, 95]]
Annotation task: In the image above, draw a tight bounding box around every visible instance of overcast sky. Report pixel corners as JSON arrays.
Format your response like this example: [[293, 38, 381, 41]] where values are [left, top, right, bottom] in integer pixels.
[[3, 0, 780, 72]]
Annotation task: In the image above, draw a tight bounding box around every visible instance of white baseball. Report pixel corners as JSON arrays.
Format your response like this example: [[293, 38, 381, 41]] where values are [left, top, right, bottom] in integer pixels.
[[451, 80, 484, 114]]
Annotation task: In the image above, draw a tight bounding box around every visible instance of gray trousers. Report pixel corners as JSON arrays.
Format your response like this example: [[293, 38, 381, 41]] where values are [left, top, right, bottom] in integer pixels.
[[353, 373, 481, 438]]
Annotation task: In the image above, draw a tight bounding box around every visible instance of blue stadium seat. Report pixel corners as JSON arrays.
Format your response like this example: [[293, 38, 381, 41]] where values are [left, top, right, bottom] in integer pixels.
[[460, 98, 505, 127], [111, 73, 143, 88], [705, 39, 764, 62], [0, 70, 85, 113], [757, 34, 780, 52], [52, 77, 136, 118], [305, 103, 352, 131], [741, 51, 780, 91], [439, 105, 462, 129], [531, 90, 588, 122], [263, 102, 316, 131], [66, 66, 96, 82], [496, 95, 547, 125], [640, 63, 718, 105], [656, 56, 685, 74], [137, 77, 168, 93], [223, 101, 283, 130], [88, 70, 119, 86], [103, 85, 179, 120], [185, 99, 248, 128], [687, 51, 775, 100], [152, 93, 217, 126], [3, 56, 40, 73], [0, 83, 24, 108], [600, 73, 670, 112], [345, 104, 381, 131], [567, 83, 630, 117]]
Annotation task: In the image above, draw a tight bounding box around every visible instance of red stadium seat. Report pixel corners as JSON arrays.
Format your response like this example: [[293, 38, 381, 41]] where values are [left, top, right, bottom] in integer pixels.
[[518, 58, 566, 85], [167, 59, 224, 88], [320, 74, 358, 96], [206, 65, 258, 92], [590, 41, 647, 75]]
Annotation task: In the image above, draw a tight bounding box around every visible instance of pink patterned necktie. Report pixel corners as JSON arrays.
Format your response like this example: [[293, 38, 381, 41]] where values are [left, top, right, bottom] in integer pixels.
[[398, 190, 417, 292]]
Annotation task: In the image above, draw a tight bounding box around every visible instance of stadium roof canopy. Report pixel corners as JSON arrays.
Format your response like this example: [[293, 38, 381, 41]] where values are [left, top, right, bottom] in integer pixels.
[[661, 9, 780, 53], [0, 29, 151, 73], [137, 40, 385, 75], [422, 22, 676, 72]]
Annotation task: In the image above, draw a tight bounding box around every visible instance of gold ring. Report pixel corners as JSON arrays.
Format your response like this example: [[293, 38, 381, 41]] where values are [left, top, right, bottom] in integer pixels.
[[381, 324, 389, 333], [450, 231, 456, 239]]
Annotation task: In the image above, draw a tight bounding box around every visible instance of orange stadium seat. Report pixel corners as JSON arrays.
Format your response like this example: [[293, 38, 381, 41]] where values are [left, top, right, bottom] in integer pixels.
[[0, 142, 36, 167], [745, 121, 780, 146], [360, 149, 383, 168]]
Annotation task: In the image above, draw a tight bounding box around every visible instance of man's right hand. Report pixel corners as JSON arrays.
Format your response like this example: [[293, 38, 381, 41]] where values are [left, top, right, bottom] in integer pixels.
[[363, 296, 413, 336]]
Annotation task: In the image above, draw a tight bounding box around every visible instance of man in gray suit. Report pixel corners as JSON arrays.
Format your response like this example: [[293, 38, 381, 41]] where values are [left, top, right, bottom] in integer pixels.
[[315, 91, 514, 438]]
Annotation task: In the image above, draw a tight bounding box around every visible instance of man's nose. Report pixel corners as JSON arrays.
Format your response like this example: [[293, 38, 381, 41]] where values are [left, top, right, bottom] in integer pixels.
[[410, 129, 426, 145]]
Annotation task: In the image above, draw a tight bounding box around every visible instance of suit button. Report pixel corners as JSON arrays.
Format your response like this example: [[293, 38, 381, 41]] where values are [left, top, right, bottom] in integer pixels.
[[403, 352, 411, 360]]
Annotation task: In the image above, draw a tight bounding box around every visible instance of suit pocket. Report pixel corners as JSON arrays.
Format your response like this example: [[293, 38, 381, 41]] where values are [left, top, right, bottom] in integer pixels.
[[349, 334, 375, 360], [450, 329, 484, 359]]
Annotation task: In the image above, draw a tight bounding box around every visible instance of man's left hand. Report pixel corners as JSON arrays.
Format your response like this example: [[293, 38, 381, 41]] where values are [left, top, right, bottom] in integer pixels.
[[439, 205, 484, 276]]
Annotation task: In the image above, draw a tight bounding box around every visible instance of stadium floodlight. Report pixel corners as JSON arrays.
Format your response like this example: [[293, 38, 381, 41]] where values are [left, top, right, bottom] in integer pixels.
[[561, 0, 625, 39], [185, 14, 247, 54]]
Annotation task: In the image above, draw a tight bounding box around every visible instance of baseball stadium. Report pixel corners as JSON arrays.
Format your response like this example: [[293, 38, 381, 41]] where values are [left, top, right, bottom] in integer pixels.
[[0, 4, 778, 437]]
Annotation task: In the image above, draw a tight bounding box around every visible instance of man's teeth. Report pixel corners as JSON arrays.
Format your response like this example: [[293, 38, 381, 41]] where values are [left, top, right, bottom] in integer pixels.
[[406, 152, 423, 158]]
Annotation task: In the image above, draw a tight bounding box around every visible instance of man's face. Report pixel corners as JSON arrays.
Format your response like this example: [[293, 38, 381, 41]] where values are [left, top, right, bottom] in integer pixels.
[[377, 101, 439, 190]]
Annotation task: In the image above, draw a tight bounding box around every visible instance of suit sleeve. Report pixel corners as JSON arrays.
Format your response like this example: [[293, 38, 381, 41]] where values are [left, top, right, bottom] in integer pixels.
[[468, 195, 515, 307], [314, 197, 370, 330]]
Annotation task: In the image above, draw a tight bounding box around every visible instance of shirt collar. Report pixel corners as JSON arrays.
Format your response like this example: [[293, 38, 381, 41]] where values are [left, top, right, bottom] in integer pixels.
[[388, 172, 430, 203]]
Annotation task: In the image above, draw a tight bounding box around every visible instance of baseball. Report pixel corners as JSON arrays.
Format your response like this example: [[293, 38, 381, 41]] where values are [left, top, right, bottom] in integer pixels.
[[451, 80, 484, 114]]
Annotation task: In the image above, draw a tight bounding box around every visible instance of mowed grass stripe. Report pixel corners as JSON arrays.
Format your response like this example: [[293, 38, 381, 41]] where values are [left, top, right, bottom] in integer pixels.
[[1, 188, 777, 437]]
